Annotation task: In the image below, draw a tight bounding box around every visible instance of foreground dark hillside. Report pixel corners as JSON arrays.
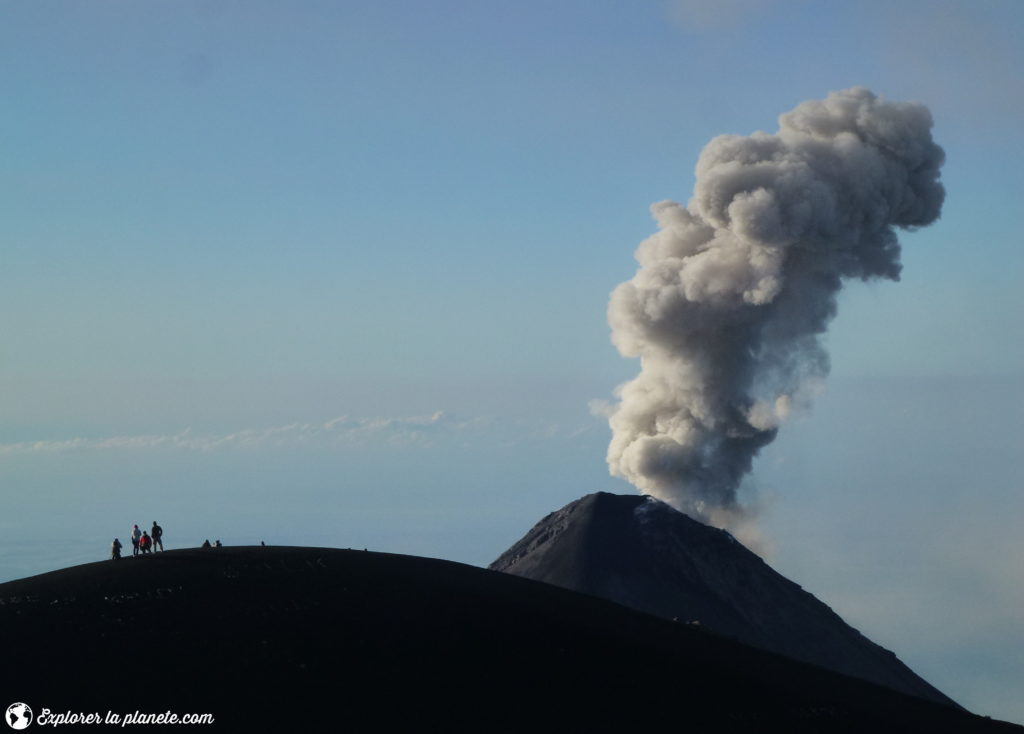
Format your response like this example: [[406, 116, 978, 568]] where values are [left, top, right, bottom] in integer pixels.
[[0, 547, 1018, 732]]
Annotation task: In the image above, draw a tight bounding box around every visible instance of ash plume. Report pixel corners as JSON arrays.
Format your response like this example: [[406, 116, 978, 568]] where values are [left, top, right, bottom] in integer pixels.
[[604, 87, 945, 528]]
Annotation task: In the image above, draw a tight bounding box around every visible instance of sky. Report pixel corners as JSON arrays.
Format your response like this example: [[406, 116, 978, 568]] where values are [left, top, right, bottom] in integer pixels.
[[1, 0, 1022, 723]]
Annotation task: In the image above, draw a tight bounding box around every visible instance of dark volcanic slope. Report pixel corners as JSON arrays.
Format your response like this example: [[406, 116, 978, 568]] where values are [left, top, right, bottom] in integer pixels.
[[490, 492, 954, 707], [1, 546, 1017, 732]]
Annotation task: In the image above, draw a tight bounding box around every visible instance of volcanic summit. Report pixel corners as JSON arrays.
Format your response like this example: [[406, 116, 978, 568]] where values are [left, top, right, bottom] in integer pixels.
[[491, 491, 953, 706]]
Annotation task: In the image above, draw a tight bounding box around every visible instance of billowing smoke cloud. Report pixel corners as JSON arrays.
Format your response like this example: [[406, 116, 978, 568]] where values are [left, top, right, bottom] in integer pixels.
[[604, 87, 945, 527]]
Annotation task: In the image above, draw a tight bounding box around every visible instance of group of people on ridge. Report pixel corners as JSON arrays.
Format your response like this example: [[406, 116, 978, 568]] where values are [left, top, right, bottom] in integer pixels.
[[110, 521, 163, 560]]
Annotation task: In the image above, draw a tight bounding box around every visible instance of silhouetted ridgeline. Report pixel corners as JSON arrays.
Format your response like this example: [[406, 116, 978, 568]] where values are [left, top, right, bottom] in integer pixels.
[[0, 547, 1019, 732]]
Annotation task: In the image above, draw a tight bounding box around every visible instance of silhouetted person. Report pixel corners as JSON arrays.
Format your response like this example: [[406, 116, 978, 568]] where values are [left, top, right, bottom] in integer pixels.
[[202, 539, 211, 548], [111, 538, 122, 560], [151, 521, 163, 551], [260, 540, 265, 546], [214, 539, 222, 548], [131, 524, 142, 557], [139, 531, 152, 554]]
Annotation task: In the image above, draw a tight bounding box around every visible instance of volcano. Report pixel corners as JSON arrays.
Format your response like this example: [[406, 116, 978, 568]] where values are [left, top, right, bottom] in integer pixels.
[[490, 492, 953, 706]]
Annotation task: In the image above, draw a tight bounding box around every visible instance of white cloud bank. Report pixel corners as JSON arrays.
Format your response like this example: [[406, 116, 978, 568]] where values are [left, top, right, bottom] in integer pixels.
[[0, 412, 455, 456], [0, 411, 602, 457]]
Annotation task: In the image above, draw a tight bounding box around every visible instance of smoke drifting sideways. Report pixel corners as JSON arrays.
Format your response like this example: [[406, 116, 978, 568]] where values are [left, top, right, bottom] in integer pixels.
[[603, 87, 945, 534]]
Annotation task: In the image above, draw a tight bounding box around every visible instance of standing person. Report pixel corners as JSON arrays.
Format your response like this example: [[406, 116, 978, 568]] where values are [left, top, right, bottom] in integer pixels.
[[139, 531, 152, 554], [151, 521, 163, 552], [111, 538, 122, 560], [131, 524, 142, 557]]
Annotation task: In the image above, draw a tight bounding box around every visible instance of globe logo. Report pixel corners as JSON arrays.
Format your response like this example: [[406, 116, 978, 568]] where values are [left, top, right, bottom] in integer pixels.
[[5, 703, 32, 730]]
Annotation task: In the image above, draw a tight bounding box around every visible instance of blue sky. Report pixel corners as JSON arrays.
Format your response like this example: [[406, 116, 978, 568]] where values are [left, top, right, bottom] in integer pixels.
[[2, 0, 1022, 723]]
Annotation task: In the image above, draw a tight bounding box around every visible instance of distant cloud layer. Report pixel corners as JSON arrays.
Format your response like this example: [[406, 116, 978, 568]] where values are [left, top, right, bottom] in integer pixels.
[[0, 411, 599, 457], [0, 412, 454, 455]]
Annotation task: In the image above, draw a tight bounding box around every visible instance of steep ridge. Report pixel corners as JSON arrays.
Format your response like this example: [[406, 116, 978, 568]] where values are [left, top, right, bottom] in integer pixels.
[[491, 492, 953, 706]]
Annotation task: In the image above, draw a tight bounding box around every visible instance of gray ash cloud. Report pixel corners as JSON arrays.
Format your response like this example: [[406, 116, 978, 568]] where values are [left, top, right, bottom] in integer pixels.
[[603, 87, 945, 528]]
